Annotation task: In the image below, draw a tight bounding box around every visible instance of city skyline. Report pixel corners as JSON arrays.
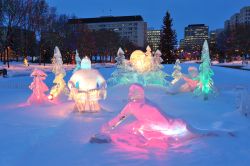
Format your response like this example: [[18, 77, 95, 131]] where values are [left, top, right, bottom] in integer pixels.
[[47, 0, 249, 41]]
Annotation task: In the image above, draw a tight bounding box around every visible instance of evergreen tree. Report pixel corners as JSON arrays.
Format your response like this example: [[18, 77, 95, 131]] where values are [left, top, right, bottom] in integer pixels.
[[194, 40, 214, 100], [160, 11, 177, 64]]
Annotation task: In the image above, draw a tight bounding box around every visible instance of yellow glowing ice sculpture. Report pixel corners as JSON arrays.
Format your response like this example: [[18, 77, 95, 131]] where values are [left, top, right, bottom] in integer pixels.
[[48, 47, 69, 100], [130, 46, 153, 73], [24, 57, 29, 67], [68, 57, 107, 112]]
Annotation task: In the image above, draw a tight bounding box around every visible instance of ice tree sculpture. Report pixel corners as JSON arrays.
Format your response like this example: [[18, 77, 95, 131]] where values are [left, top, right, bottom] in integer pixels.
[[68, 57, 107, 112], [171, 59, 182, 85], [27, 69, 49, 105], [153, 50, 164, 70], [108, 48, 135, 86], [194, 40, 214, 100], [73, 50, 81, 73], [91, 84, 194, 149], [115, 47, 125, 67], [108, 47, 169, 87], [48, 47, 69, 100], [24, 57, 29, 67], [144, 45, 153, 72]]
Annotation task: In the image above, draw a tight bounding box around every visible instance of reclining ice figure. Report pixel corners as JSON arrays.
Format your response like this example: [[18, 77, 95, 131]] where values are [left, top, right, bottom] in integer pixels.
[[92, 84, 194, 149]]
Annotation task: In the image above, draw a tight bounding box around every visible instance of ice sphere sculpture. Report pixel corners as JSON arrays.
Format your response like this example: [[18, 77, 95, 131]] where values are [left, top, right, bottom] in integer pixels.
[[108, 47, 169, 87]]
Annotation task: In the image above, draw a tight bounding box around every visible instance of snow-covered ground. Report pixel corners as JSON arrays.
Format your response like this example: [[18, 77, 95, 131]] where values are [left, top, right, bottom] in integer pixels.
[[0, 63, 250, 166], [0, 62, 114, 77], [213, 61, 250, 70]]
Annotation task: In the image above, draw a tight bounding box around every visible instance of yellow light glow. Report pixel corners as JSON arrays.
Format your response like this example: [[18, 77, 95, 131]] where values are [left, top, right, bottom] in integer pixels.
[[24, 58, 29, 67], [49, 74, 67, 100], [130, 50, 153, 73]]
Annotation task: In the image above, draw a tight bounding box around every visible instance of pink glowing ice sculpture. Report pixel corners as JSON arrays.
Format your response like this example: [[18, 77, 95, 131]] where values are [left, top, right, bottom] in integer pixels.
[[27, 69, 49, 105], [100, 84, 193, 149]]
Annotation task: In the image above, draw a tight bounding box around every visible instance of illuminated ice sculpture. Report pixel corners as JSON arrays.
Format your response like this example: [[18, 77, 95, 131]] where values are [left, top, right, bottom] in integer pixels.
[[182, 67, 199, 92], [194, 40, 214, 100], [171, 59, 182, 85], [24, 57, 29, 67], [73, 50, 81, 73], [48, 47, 69, 100], [27, 69, 49, 105], [68, 57, 107, 112], [108, 47, 169, 87], [167, 66, 199, 94], [96, 84, 193, 148]]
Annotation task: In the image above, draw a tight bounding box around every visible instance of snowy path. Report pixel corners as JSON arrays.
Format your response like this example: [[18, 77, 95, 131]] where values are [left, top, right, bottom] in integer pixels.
[[0, 64, 250, 166]]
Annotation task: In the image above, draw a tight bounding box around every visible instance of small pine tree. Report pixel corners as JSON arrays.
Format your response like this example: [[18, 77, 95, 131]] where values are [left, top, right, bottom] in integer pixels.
[[49, 47, 68, 100], [194, 40, 214, 100], [27, 69, 49, 104], [73, 50, 81, 73], [160, 11, 177, 64], [115, 47, 125, 67], [171, 59, 182, 84], [145, 45, 152, 57], [144, 45, 154, 72], [154, 50, 164, 70], [52, 47, 65, 76]]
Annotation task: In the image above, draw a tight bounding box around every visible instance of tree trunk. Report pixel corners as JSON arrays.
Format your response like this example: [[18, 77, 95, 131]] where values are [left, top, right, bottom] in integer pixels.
[[3, 47, 6, 65], [204, 94, 208, 101], [43, 51, 45, 66], [6, 47, 10, 68], [39, 46, 42, 65]]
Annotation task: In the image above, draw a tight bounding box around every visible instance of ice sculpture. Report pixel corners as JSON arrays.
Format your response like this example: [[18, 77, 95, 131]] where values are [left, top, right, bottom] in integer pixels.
[[98, 84, 193, 149], [182, 67, 199, 92], [194, 40, 214, 100], [171, 59, 182, 85], [48, 47, 69, 100], [68, 57, 107, 112], [27, 69, 49, 105], [73, 50, 81, 73], [167, 66, 198, 94], [108, 47, 168, 87], [153, 50, 164, 70], [24, 57, 29, 67]]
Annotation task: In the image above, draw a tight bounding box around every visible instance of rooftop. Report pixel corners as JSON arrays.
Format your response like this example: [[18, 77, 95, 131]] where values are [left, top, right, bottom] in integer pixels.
[[68, 15, 144, 24], [187, 24, 206, 27]]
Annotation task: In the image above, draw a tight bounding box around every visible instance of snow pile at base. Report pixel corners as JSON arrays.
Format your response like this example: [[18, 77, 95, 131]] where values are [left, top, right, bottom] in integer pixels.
[[0, 63, 250, 165]]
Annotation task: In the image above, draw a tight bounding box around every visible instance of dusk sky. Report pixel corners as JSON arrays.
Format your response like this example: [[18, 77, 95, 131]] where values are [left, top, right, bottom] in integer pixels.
[[47, 0, 249, 41]]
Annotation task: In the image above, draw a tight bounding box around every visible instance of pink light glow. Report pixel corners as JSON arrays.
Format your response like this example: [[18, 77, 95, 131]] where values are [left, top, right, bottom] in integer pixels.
[[27, 69, 50, 105], [101, 84, 195, 153]]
